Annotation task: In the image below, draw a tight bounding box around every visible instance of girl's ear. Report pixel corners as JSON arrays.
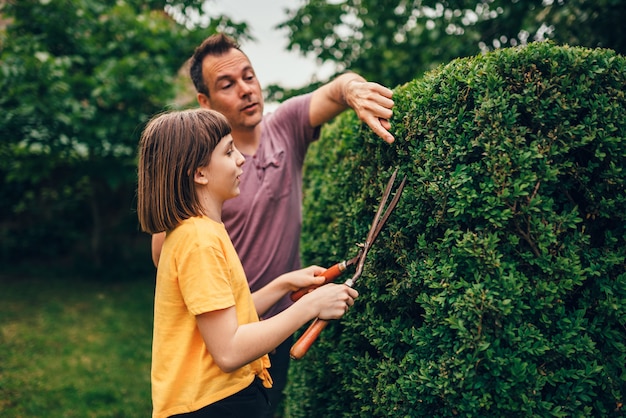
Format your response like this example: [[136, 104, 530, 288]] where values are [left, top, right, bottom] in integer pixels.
[[194, 167, 209, 185]]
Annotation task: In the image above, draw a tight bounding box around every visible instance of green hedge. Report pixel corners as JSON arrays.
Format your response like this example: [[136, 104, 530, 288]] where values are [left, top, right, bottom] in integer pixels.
[[287, 42, 626, 417]]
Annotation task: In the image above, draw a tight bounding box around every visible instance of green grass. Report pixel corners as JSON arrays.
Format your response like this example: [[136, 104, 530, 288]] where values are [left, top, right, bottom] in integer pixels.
[[0, 274, 154, 417]]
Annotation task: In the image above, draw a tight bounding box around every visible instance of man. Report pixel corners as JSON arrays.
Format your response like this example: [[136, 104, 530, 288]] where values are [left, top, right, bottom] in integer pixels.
[[152, 33, 394, 417]]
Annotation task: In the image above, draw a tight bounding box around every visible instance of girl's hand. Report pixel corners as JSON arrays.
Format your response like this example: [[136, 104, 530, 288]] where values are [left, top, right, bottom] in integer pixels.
[[281, 265, 328, 291], [301, 283, 359, 321], [253, 265, 329, 316]]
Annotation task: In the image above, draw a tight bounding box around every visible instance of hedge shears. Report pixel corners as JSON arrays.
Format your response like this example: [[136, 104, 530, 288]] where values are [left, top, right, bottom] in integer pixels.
[[290, 168, 407, 360]]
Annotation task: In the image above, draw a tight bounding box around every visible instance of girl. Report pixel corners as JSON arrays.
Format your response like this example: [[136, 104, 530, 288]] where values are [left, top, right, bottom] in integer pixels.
[[137, 108, 358, 418]]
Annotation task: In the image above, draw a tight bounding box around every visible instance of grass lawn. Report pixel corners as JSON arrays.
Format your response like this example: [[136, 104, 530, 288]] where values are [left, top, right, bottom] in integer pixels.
[[0, 274, 154, 417]]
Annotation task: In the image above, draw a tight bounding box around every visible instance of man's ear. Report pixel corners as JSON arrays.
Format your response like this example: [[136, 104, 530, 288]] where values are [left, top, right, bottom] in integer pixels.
[[194, 167, 209, 185], [197, 93, 212, 109]]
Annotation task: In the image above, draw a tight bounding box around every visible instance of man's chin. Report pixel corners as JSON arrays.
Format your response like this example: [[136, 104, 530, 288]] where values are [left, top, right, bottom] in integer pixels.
[[243, 113, 263, 128]]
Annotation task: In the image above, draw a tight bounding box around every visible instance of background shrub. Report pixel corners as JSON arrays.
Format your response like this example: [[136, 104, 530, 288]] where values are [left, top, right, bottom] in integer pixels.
[[287, 42, 626, 417]]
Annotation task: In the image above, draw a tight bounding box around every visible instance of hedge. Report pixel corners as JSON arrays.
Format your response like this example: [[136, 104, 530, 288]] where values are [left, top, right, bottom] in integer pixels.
[[286, 42, 626, 417]]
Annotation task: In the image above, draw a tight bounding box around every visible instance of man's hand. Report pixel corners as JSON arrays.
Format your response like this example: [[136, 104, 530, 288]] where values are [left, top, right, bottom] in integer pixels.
[[310, 72, 395, 144], [344, 79, 395, 143]]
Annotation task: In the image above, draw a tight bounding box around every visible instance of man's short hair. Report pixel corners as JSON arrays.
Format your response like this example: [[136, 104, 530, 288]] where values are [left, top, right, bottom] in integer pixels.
[[189, 33, 242, 97]]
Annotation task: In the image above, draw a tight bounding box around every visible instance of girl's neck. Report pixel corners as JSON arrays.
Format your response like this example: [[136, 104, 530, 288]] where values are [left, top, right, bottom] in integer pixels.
[[197, 194, 222, 223]]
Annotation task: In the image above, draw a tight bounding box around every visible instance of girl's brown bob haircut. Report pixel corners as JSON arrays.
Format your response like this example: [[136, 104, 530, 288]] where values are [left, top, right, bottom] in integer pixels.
[[137, 108, 231, 234]]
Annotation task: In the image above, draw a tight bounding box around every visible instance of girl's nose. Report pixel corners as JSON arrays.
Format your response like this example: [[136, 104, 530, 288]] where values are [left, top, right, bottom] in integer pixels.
[[236, 149, 245, 165]]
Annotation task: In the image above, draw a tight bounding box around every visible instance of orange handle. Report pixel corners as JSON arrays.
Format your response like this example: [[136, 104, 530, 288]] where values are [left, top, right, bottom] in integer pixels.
[[289, 318, 330, 360], [290, 262, 346, 302]]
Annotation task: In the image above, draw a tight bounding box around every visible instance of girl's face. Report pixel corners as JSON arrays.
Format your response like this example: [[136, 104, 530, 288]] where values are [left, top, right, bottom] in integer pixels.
[[196, 134, 245, 207]]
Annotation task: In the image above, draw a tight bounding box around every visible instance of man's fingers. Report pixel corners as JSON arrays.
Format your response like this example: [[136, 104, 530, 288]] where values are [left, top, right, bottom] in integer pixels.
[[379, 118, 391, 131], [349, 82, 395, 143], [363, 116, 394, 143]]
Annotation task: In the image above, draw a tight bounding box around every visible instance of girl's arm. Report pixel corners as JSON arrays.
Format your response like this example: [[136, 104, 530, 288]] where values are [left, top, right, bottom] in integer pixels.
[[196, 283, 358, 373], [251, 265, 327, 317]]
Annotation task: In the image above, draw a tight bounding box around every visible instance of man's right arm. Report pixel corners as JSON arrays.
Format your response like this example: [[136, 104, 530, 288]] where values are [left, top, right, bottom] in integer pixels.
[[309, 72, 395, 143], [151, 232, 165, 268]]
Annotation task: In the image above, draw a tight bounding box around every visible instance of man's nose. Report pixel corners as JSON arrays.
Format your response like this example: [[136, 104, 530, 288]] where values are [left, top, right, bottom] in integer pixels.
[[237, 80, 252, 96]]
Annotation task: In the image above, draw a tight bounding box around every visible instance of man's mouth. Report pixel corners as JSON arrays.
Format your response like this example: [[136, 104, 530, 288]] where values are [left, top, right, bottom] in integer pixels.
[[241, 102, 257, 112]]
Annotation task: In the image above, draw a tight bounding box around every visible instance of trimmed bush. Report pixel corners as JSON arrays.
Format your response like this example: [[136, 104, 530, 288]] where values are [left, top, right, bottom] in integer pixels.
[[287, 42, 626, 417]]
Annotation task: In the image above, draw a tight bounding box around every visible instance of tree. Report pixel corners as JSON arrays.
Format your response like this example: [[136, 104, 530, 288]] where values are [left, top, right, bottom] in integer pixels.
[[0, 0, 249, 272], [274, 0, 626, 93]]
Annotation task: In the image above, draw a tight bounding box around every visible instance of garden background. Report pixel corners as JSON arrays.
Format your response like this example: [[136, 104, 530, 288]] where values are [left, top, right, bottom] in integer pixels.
[[1, 1, 624, 416]]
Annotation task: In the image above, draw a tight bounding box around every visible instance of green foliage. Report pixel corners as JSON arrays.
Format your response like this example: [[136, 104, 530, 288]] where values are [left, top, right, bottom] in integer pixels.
[[276, 0, 626, 91], [289, 42, 626, 417], [0, 0, 249, 273]]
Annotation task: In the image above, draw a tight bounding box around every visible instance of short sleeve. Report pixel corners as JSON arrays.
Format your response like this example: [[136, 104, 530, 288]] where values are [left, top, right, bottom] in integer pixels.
[[177, 243, 236, 316]]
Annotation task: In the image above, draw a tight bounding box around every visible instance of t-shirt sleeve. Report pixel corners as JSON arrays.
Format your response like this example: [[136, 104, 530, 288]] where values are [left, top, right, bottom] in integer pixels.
[[265, 93, 320, 165], [177, 243, 236, 316]]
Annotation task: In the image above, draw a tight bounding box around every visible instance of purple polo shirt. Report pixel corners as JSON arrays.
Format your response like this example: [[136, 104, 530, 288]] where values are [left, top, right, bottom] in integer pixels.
[[222, 94, 320, 318]]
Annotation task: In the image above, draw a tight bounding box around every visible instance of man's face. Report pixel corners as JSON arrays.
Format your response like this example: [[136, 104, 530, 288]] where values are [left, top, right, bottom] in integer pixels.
[[199, 49, 264, 131]]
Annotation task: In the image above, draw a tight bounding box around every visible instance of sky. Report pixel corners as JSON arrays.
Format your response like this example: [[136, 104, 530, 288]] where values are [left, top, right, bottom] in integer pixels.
[[207, 0, 336, 89]]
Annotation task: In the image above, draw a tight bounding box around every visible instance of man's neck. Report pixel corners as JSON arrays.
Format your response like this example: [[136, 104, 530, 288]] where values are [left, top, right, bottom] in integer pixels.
[[232, 124, 261, 156]]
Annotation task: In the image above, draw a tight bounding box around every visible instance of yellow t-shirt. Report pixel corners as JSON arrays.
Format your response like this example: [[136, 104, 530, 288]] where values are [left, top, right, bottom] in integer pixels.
[[151, 216, 272, 418]]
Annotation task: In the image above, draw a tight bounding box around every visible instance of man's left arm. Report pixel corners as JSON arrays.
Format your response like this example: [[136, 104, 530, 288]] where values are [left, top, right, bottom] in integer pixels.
[[309, 72, 395, 143]]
